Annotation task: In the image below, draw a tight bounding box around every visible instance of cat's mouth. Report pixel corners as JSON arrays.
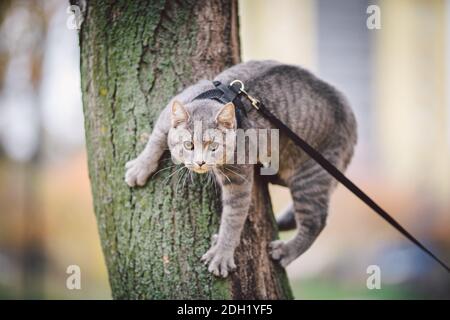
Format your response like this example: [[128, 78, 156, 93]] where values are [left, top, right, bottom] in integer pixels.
[[185, 164, 211, 174], [192, 168, 209, 174]]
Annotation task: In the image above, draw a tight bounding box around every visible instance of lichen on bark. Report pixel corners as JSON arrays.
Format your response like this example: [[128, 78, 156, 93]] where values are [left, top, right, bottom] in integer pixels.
[[78, 0, 292, 299]]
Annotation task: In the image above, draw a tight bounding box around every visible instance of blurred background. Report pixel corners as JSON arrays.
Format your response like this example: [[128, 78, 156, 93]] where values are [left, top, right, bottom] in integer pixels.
[[0, 0, 449, 299]]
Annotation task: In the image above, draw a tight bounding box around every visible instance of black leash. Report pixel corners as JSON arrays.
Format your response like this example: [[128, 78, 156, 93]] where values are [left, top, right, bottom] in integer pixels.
[[193, 80, 450, 273]]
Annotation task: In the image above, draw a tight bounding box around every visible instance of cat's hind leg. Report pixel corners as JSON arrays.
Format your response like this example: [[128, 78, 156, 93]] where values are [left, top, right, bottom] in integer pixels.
[[270, 143, 348, 267]]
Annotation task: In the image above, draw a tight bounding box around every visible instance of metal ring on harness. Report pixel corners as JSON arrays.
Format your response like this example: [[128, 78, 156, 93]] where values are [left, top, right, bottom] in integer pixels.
[[230, 79, 245, 92]]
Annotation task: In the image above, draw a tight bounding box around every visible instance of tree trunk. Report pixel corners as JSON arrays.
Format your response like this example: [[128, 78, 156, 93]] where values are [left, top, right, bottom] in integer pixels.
[[78, 0, 292, 299]]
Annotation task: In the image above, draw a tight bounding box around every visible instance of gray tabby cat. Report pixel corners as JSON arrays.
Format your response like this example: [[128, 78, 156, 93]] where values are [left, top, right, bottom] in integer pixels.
[[125, 60, 357, 277]]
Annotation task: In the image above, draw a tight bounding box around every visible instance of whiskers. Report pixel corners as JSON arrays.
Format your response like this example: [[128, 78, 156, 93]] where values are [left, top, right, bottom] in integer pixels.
[[207, 171, 220, 196], [223, 166, 249, 183], [167, 165, 199, 195], [162, 165, 187, 185], [215, 165, 249, 185], [150, 155, 179, 178], [152, 164, 177, 177], [175, 166, 189, 194], [216, 167, 232, 184], [155, 161, 246, 196]]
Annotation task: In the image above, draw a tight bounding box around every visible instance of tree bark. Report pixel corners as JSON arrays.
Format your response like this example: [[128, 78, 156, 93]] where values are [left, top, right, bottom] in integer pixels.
[[78, 0, 292, 299]]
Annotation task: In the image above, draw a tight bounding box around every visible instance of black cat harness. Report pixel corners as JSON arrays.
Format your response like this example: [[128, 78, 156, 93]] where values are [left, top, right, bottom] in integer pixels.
[[193, 80, 450, 273]]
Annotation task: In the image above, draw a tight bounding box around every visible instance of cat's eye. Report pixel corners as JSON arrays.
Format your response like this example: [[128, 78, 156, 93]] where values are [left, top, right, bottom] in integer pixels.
[[183, 141, 194, 150], [209, 142, 219, 151]]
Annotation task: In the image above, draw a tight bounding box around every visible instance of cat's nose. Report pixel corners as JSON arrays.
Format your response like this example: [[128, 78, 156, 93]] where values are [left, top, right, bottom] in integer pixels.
[[196, 161, 206, 167]]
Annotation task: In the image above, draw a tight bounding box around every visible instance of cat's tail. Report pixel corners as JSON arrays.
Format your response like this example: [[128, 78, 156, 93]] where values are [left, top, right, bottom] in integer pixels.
[[276, 203, 296, 231]]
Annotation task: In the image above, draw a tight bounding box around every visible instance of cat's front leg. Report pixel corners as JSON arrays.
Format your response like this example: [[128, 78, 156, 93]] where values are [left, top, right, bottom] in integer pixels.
[[125, 127, 168, 187], [201, 165, 253, 277]]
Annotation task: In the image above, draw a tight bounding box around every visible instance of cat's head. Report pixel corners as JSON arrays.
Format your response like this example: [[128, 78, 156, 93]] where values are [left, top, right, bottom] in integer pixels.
[[168, 100, 236, 173]]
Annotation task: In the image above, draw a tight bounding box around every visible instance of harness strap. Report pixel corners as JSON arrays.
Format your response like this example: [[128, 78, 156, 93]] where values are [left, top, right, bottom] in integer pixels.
[[254, 99, 450, 273], [193, 81, 250, 128]]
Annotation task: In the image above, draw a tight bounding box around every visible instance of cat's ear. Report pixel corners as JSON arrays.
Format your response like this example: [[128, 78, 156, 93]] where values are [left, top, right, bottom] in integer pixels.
[[171, 100, 189, 127], [215, 102, 235, 129]]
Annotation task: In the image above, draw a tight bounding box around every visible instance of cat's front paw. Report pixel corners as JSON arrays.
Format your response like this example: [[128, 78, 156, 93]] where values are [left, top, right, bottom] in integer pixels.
[[125, 158, 157, 187], [269, 240, 296, 267], [201, 242, 236, 278]]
